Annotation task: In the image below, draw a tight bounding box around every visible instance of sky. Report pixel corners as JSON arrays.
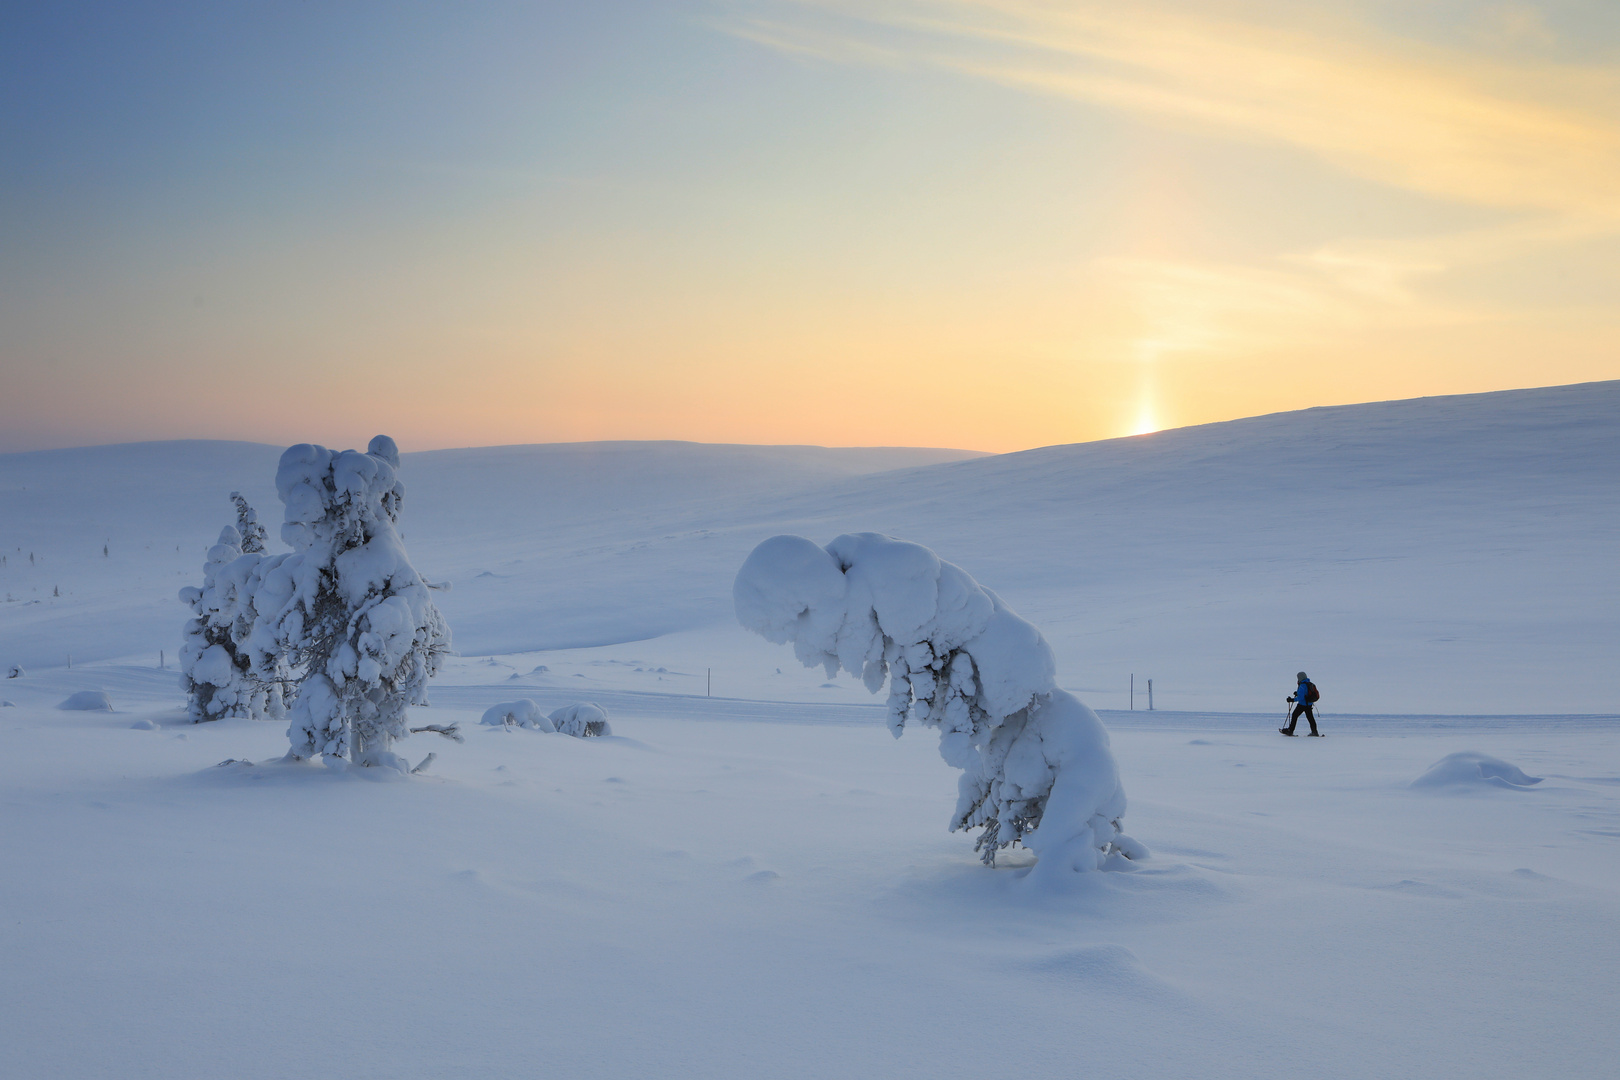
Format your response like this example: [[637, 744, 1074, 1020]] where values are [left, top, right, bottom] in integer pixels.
[[3, 0, 1618, 454]]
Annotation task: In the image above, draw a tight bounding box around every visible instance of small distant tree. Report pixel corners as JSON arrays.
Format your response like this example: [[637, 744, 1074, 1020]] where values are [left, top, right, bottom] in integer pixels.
[[179, 494, 285, 722], [230, 491, 268, 553], [251, 436, 451, 765]]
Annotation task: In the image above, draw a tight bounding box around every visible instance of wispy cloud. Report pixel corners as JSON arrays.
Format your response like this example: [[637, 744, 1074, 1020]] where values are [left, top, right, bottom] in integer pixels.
[[723, 0, 1620, 217]]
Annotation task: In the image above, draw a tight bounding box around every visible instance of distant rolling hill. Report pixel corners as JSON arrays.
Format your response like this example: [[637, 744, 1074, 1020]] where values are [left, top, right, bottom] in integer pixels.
[[1, 382, 1614, 714]]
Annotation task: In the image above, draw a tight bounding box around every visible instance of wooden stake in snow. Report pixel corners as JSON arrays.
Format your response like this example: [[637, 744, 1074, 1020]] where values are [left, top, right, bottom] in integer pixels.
[[1147, 679, 1153, 711], [1130, 673, 1134, 711], [707, 668, 711, 697]]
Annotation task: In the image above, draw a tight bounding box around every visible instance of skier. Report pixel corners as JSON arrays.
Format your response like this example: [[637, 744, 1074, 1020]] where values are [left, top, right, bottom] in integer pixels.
[[1280, 671, 1322, 736]]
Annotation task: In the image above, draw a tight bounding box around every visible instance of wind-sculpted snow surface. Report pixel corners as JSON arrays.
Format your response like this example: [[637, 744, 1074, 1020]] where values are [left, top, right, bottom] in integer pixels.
[[735, 533, 1143, 873], [1411, 752, 1544, 790], [250, 436, 451, 762]]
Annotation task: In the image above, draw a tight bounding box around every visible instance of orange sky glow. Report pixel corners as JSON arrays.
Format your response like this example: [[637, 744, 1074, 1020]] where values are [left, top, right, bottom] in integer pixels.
[[3, 0, 1618, 453]]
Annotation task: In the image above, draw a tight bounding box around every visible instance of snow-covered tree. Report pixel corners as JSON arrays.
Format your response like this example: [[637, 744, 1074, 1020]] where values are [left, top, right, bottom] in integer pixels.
[[548, 702, 610, 737], [178, 502, 284, 722], [230, 491, 268, 553], [250, 436, 450, 765], [734, 533, 1145, 875]]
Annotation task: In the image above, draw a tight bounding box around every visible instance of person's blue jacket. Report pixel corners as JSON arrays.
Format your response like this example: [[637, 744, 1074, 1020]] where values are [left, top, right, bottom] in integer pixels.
[[1294, 675, 1311, 704]]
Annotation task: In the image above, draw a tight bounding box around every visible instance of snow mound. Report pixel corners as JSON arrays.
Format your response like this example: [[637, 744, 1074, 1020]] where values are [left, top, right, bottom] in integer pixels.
[[550, 702, 611, 738], [480, 699, 554, 731], [1410, 752, 1544, 790], [130, 718, 160, 730], [59, 690, 113, 712], [477, 700, 610, 736], [734, 532, 1140, 873]]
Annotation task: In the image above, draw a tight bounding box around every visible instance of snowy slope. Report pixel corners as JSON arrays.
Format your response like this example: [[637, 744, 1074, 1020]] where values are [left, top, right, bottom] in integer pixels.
[[3, 384, 1619, 1080], [1, 381, 1615, 712], [0, 440, 979, 669]]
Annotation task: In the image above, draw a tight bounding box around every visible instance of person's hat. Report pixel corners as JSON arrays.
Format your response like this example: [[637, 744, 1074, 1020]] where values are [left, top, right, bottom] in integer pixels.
[[1297, 671, 1308, 681]]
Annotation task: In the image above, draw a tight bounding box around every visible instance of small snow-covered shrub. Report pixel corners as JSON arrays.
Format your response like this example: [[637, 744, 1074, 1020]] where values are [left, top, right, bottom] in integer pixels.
[[480, 699, 553, 731], [549, 702, 610, 738], [251, 437, 451, 763], [735, 533, 1142, 873], [6, 665, 22, 679], [60, 690, 113, 712], [179, 506, 285, 723]]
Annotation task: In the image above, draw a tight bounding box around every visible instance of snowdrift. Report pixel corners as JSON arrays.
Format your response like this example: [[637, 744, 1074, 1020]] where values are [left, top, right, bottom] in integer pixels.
[[58, 690, 112, 711], [1410, 752, 1544, 790]]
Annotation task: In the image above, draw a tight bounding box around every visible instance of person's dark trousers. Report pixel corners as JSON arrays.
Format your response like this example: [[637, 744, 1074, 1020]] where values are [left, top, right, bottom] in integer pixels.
[[1285, 702, 1319, 735]]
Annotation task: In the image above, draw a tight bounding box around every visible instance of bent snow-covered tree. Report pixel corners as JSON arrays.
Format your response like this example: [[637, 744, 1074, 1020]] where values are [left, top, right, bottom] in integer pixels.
[[251, 436, 451, 764], [734, 533, 1144, 874]]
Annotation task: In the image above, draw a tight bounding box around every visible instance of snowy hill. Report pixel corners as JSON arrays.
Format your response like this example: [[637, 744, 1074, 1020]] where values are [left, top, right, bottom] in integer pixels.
[[1, 381, 1615, 712], [4, 384, 1619, 1080]]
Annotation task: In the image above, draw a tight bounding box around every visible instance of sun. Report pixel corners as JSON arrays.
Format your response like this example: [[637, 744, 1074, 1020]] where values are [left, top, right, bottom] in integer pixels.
[[1129, 401, 1160, 437]]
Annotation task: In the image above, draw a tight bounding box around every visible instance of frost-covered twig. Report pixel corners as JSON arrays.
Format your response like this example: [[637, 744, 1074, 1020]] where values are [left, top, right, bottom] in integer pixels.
[[410, 723, 464, 743]]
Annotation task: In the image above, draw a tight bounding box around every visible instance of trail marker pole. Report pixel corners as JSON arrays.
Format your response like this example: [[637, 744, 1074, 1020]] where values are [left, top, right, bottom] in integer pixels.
[[1130, 674, 1134, 710], [707, 668, 711, 697], [1147, 678, 1153, 711]]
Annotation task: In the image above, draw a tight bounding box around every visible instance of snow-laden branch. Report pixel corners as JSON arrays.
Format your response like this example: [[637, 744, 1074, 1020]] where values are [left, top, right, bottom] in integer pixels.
[[735, 533, 1144, 874]]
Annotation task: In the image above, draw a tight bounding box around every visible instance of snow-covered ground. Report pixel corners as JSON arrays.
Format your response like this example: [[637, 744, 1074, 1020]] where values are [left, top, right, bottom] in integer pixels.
[[2, 662, 1617, 1078], [2, 382, 1618, 1077]]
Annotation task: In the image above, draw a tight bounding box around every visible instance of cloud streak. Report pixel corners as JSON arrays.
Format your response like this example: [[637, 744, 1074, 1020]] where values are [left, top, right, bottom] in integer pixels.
[[726, 0, 1620, 218]]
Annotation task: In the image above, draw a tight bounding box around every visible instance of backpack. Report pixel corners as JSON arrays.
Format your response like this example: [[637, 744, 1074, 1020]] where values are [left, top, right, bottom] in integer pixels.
[[1305, 681, 1320, 703]]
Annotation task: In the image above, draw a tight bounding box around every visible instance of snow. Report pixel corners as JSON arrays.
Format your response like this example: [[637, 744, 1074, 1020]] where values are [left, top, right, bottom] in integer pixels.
[[1411, 751, 1545, 790], [58, 689, 112, 711], [1, 671, 1617, 1079], [0, 383, 1618, 1077], [481, 698, 553, 730]]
